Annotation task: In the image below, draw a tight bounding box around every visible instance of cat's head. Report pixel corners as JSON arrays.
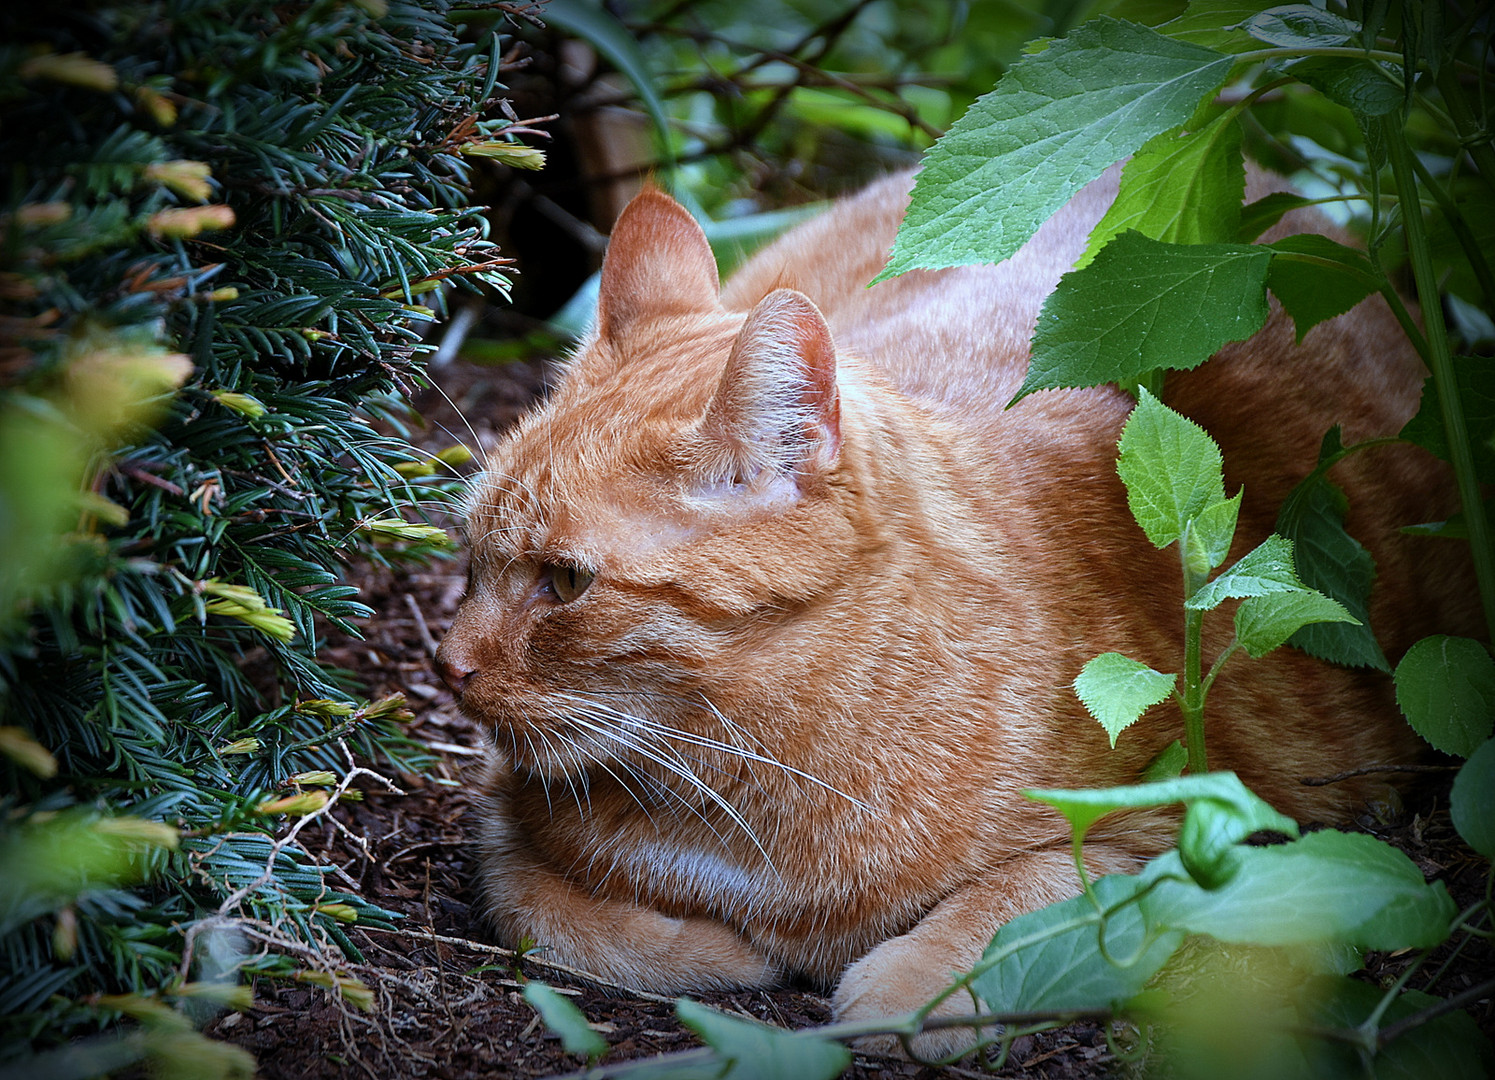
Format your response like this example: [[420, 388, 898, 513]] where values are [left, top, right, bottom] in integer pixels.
[[436, 187, 861, 781]]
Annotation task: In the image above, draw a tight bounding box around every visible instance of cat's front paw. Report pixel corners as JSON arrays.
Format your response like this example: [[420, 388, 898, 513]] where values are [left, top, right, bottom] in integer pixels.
[[831, 933, 994, 1063], [523, 906, 783, 995]]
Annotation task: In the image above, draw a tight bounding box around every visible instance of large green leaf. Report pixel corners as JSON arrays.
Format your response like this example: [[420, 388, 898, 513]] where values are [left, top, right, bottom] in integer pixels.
[[1241, 5, 1358, 47], [1235, 590, 1358, 658], [1016, 234, 1272, 401], [1289, 56, 1405, 119], [1080, 113, 1245, 266], [1450, 738, 1495, 857], [1139, 830, 1456, 950], [1074, 652, 1177, 747], [1186, 534, 1304, 610], [1266, 234, 1378, 342], [974, 873, 1185, 1014], [878, 18, 1232, 280], [1026, 771, 1298, 849], [1117, 388, 1226, 549], [1394, 635, 1495, 758], [1275, 429, 1388, 670], [676, 999, 850, 1080]]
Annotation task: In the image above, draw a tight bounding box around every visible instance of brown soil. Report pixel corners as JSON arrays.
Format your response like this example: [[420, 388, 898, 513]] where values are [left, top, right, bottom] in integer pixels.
[[211, 357, 1493, 1079]]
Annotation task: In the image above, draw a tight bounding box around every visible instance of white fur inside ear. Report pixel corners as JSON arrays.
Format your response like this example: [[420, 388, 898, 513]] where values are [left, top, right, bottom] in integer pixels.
[[687, 464, 800, 510], [696, 289, 841, 487]]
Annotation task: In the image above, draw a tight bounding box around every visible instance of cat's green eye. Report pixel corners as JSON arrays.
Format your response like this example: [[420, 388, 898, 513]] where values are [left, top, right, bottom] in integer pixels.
[[547, 563, 593, 603]]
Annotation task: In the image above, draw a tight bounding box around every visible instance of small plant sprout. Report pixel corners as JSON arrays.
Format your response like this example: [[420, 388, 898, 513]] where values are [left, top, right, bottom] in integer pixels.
[[1074, 389, 1357, 774]]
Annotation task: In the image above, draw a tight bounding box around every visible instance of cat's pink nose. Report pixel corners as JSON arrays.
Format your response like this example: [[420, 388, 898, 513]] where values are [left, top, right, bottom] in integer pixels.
[[434, 651, 474, 694]]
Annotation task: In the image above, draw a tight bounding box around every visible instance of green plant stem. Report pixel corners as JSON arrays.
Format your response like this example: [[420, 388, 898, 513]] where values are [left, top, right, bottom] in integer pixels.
[[1200, 640, 1241, 698], [1383, 119, 1495, 642], [909, 870, 1184, 1026], [1376, 975, 1495, 1049], [1359, 946, 1430, 1037], [1409, 152, 1495, 314], [1236, 46, 1407, 66], [1180, 613, 1207, 774], [1423, 900, 1490, 994], [1437, 66, 1495, 199], [1180, 548, 1209, 774], [1374, 284, 1431, 360]]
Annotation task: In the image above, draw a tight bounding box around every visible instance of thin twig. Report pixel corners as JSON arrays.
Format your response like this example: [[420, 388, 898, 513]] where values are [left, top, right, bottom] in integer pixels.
[[366, 927, 679, 1004], [1377, 975, 1495, 1046], [403, 591, 439, 657], [1299, 762, 1457, 786]]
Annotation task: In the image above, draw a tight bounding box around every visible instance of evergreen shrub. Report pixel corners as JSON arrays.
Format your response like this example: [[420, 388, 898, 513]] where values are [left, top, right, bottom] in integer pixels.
[[0, 0, 524, 1071]]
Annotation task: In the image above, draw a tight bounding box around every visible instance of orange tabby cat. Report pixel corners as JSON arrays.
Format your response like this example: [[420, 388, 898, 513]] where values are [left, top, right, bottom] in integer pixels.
[[435, 168, 1475, 1050]]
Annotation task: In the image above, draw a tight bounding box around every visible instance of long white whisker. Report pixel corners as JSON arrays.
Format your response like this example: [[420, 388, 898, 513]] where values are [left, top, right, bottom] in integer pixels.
[[555, 690, 873, 814], [420, 370, 482, 459], [522, 730, 555, 817], [563, 700, 760, 790], [562, 713, 778, 877], [570, 726, 735, 853]]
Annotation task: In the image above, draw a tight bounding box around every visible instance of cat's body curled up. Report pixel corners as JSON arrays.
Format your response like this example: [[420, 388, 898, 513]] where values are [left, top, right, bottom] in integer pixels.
[[435, 168, 1475, 1049]]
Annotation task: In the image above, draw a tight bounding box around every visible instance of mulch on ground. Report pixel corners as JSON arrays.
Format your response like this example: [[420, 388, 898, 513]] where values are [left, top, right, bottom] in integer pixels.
[[211, 355, 1492, 1079]]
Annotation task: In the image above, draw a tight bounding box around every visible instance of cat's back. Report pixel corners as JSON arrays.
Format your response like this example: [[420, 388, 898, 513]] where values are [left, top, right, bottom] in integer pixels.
[[719, 166, 1473, 668], [719, 168, 1116, 410]]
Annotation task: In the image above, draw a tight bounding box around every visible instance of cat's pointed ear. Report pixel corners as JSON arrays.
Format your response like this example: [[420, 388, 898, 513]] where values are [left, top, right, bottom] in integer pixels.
[[596, 186, 719, 338], [698, 289, 841, 487]]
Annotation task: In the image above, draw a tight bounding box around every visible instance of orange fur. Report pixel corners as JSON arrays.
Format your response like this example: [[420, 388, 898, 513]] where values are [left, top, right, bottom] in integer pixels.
[[436, 171, 1477, 1051]]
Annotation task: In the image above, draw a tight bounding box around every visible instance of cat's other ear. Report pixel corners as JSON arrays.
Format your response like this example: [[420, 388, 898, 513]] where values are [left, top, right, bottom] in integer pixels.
[[596, 186, 719, 338], [698, 288, 841, 487]]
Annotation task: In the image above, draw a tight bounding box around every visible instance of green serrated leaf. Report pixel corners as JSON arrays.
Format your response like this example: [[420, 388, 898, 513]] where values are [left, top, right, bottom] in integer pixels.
[[1267, 234, 1378, 342], [879, 18, 1232, 280], [1080, 113, 1244, 267], [1276, 429, 1389, 670], [676, 999, 850, 1080], [1450, 738, 1495, 857], [1399, 357, 1495, 484], [1236, 589, 1359, 658], [1018, 234, 1272, 401], [522, 982, 607, 1061], [1242, 5, 1359, 47], [1139, 830, 1456, 950], [1075, 652, 1177, 747], [1394, 635, 1495, 757], [1117, 387, 1226, 549], [1290, 56, 1405, 118], [1184, 490, 1243, 577], [1187, 534, 1304, 610], [974, 873, 1185, 1014], [1026, 771, 1299, 849], [1154, 2, 1284, 53]]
